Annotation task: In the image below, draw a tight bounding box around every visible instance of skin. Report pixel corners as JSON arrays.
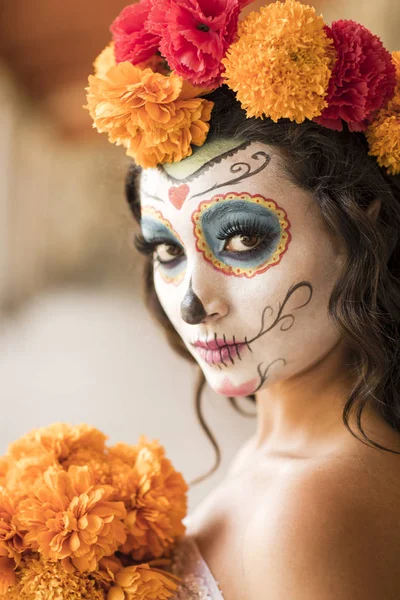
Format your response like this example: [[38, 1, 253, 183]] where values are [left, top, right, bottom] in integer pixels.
[[139, 139, 400, 599], [140, 139, 367, 456]]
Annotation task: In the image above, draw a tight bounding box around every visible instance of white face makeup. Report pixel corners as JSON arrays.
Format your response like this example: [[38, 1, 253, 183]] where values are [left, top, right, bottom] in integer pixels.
[[139, 140, 346, 397]]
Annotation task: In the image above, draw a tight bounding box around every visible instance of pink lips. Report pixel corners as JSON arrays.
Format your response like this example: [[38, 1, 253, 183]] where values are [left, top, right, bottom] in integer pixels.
[[192, 338, 247, 365]]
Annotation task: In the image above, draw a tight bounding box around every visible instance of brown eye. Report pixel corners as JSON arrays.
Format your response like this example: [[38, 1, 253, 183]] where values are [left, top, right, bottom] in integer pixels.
[[225, 234, 263, 252], [155, 243, 184, 263]]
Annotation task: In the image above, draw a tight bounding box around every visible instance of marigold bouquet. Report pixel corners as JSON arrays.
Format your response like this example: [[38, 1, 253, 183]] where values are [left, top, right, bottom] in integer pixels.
[[0, 423, 188, 599]]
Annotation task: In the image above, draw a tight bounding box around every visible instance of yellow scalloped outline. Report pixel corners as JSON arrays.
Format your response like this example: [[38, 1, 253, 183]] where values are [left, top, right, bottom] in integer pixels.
[[192, 192, 292, 278], [142, 206, 186, 286]]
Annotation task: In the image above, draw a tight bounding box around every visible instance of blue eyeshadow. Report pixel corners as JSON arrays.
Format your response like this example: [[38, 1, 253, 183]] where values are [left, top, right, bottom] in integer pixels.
[[200, 200, 282, 270], [141, 216, 186, 277]]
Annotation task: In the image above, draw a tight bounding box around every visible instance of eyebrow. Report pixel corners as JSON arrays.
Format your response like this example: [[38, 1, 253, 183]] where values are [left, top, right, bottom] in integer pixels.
[[141, 191, 164, 203], [190, 150, 271, 201]]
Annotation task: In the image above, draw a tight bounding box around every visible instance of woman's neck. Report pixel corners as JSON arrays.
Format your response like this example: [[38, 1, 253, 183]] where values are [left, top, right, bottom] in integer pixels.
[[253, 339, 364, 458]]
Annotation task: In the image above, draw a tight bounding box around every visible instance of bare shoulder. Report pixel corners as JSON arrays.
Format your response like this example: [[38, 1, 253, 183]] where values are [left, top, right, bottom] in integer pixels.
[[244, 447, 400, 600]]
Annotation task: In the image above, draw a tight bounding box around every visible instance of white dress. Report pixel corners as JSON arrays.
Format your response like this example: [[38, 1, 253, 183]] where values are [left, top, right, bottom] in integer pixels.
[[170, 516, 225, 600]]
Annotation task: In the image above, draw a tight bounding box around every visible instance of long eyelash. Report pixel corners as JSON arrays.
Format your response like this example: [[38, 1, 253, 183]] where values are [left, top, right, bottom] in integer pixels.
[[215, 218, 276, 241], [133, 233, 158, 256], [134, 233, 185, 269]]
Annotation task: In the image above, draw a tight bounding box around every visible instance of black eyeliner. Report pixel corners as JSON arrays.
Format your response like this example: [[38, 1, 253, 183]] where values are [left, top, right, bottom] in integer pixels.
[[133, 233, 185, 269], [215, 217, 277, 241]]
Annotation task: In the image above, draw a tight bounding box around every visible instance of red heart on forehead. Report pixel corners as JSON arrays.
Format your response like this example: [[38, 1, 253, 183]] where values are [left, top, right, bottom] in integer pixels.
[[168, 184, 190, 210]]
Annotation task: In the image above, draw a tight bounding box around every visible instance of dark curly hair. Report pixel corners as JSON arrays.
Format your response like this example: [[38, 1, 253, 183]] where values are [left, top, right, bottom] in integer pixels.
[[125, 86, 400, 486]]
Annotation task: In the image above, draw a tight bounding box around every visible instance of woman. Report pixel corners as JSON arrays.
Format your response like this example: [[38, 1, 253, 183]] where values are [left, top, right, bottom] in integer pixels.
[[87, 1, 400, 597]]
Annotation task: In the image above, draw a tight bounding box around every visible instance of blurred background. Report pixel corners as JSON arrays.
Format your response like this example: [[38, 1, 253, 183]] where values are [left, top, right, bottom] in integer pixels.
[[0, 0, 398, 511]]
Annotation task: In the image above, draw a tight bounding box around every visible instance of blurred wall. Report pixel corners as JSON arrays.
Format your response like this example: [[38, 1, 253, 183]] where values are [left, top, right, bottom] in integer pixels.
[[0, 63, 137, 315], [319, 0, 399, 50]]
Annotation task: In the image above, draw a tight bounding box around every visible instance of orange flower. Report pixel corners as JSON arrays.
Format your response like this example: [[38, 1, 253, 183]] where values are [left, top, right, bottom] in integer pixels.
[[108, 442, 140, 466], [85, 62, 214, 168], [63, 446, 115, 488], [366, 110, 400, 175], [0, 556, 17, 595], [0, 457, 10, 488], [5, 452, 61, 499], [118, 437, 188, 562], [130, 98, 213, 168], [108, 563, 179, 600], [389, 51, 400, 111], [91, 555, 125, 591], [94, 43, 117, 79], [17, 465, 127, 573], [16, 555, 105, 600], [223, 0, 336, 122], [366, 50, 400, 175], [8, 423, 108, 463], [393, 51, 400, 78], [0, 489, 28, 567]]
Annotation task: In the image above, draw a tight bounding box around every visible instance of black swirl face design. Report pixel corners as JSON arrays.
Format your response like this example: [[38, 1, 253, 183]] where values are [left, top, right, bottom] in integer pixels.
[[189, 281, 313, 376]]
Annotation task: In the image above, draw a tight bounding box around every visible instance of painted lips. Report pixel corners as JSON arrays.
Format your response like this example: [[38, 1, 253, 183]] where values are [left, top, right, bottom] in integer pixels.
[[192, 338, 248, 365]]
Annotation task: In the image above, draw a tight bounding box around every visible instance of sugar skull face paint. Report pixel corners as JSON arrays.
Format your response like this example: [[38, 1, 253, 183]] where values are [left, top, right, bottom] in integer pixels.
[[139, 140, 346, 397], [193, 192, 291, 278], [141, 206, 186, 285]]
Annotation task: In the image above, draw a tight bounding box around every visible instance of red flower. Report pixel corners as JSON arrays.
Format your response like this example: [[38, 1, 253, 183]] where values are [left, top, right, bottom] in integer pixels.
[[111, 0, 161, 65], [147, 0, 243, 88], [315, 20, 396, 132]]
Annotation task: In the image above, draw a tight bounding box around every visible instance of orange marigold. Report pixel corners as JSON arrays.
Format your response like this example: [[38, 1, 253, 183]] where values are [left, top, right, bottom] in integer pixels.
[[17, 465, 127, 573], [0, 488, 28, 567], [366, 110, 400, 175], [8, 423, 108, 463], [91, 555, 125, 591], [108, 442, 141, 466], [5, 452, 61, 499], [0, 456, 10, 487], [63, 446, 115, 488], [393, 51, 400, 77], [119, 437, 188, 562], [108, 563, 179, 600], [389, 51, 400, 111], [85, 63, 214, 168], [94, 43, 117, 79], [16, 555, 105, 600], [222, 0, 336, 122], [0, 556, 17, 595], [366, 50, 400, 175]]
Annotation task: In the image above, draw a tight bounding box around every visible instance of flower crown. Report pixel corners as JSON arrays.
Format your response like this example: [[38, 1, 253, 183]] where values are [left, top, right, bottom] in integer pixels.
[[85, 0, 400, 175]]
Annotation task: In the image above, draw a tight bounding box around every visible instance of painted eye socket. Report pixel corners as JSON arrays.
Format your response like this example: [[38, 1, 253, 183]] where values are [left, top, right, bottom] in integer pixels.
[[139, 206, 186, 285], [193, 193, 292, 278], [155, 243, 185, 266]]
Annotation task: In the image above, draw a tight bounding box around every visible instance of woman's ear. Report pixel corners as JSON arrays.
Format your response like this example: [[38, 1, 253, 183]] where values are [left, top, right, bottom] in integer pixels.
[[366, 197, 382, 223]]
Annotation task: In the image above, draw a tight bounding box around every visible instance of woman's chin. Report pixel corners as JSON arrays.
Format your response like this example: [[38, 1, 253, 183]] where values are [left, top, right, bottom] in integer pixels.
[[205, 371, 260, 397]]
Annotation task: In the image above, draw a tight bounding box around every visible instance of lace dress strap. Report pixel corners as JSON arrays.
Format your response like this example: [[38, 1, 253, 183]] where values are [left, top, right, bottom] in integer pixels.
[[170, 535, 225, 600]]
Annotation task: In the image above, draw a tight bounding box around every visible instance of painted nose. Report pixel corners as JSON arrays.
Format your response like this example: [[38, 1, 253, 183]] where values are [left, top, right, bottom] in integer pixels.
[[180, 277, 228, 325]]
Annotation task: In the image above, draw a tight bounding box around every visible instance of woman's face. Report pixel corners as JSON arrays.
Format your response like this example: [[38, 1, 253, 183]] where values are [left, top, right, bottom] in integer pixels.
[[139, 140, 346, 397]]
